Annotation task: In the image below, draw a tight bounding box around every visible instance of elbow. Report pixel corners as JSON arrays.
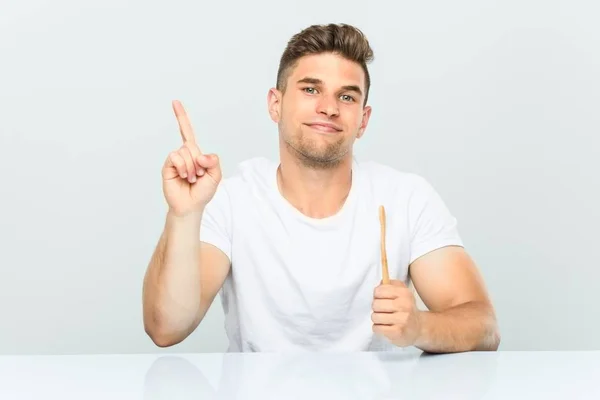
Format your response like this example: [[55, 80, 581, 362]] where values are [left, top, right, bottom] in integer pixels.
[[489, 325, 502, 351], [479, 302, 501, 351], [148, 333, 180, 348], [489, 308, 502, 351], [479, 319, 501, 351], [144, 323, 184, 348], [143, 308, 201, 348], [482, 333, 501, 352], [143, 310, 185, 348]]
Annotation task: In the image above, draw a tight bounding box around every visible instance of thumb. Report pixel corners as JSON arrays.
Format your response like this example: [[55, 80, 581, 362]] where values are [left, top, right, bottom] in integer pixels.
[[196, 153, 220, 169]]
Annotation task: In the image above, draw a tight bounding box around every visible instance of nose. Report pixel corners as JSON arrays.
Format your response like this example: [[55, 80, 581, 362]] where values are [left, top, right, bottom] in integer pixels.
[[316, 96, 339, 117]]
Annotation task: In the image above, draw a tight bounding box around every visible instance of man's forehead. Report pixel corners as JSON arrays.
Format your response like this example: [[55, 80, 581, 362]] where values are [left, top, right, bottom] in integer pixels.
[[290, 53, 365, 87]]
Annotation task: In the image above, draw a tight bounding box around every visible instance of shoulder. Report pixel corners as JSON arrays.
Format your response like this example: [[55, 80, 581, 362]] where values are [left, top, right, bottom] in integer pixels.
[[203, 157, 276, 215], [211, 157, 277, 203], [221, 156, 276, 186], [354, 158, 436, 200]]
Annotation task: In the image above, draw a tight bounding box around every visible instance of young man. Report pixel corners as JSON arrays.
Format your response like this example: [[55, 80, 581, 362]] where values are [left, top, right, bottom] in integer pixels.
[[142, 23, 501, 353]]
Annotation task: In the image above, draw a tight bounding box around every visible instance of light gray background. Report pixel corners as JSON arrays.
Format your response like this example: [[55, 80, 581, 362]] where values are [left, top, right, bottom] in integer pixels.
[[1, 0, 598, 354]]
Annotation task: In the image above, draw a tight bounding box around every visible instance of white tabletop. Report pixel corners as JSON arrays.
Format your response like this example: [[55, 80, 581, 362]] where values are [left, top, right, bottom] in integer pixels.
[[1, 350, 599, 399]]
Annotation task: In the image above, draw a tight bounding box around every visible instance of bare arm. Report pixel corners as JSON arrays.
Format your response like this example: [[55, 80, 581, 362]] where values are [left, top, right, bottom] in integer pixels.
[[144, 99, 230, 347], [410, 246, 501, 353], [142, 209, 230, 347]]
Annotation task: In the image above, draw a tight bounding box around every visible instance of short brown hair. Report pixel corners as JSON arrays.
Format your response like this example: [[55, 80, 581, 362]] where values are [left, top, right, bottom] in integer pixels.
[[276, 23, 374, 105]]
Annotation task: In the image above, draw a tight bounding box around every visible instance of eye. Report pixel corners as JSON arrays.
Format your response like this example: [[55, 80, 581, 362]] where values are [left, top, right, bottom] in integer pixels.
[[303, 87, 318, 94], [340, 94, 355, 102]]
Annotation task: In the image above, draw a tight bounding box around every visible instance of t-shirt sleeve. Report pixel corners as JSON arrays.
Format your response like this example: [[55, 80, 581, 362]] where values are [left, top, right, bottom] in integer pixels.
[[407, 176, 464, 264], [200, 183, 233, 261]]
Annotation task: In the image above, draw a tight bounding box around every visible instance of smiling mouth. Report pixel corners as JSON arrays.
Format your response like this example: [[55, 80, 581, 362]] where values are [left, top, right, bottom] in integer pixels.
[[304, 123, 342, 133]]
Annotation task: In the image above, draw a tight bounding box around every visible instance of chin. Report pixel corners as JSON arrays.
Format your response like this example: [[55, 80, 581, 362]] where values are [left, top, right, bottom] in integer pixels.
[[298, 155, 344, 170]]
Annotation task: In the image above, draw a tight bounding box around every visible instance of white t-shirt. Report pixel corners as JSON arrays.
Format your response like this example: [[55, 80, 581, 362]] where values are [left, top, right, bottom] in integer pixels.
[[200, 156, 463, 352]]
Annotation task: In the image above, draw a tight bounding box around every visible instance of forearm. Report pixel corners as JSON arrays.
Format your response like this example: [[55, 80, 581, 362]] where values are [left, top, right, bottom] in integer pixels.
[[143, 209, 204, 342], [414, 301, 500, 353]]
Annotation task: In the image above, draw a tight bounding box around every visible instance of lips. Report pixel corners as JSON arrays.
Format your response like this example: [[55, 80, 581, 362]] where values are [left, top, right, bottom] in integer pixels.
[[305, 122, 342, 133]]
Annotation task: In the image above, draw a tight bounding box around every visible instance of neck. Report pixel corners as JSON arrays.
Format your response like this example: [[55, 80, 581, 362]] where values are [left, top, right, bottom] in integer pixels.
[[277, 150, 353, 219]]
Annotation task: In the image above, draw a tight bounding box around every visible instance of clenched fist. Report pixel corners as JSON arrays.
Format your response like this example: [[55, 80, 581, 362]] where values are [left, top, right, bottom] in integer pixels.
[[162, 100, 222, 217], [372, 279, 423, 347]]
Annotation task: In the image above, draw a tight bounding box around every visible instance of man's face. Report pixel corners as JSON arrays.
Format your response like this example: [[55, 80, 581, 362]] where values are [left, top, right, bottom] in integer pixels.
[[268, 52, 372, 169]]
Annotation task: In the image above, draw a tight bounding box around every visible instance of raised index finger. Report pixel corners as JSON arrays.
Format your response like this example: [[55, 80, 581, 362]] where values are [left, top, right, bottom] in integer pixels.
[[172, 100, 197, 144]]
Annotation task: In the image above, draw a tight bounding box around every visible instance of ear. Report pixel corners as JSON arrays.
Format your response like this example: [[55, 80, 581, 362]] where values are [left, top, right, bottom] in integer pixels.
[[356, 105, 372, 139], [267, 88, 282, 123]]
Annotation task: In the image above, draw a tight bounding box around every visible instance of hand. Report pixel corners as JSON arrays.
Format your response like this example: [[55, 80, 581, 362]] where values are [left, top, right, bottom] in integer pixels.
[[372, 279, 423, 347], [162, 100, 222, 217]]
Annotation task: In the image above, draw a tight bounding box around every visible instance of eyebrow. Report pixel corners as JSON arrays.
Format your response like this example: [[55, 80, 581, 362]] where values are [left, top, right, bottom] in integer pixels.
[[296, 77, 363, 97]]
